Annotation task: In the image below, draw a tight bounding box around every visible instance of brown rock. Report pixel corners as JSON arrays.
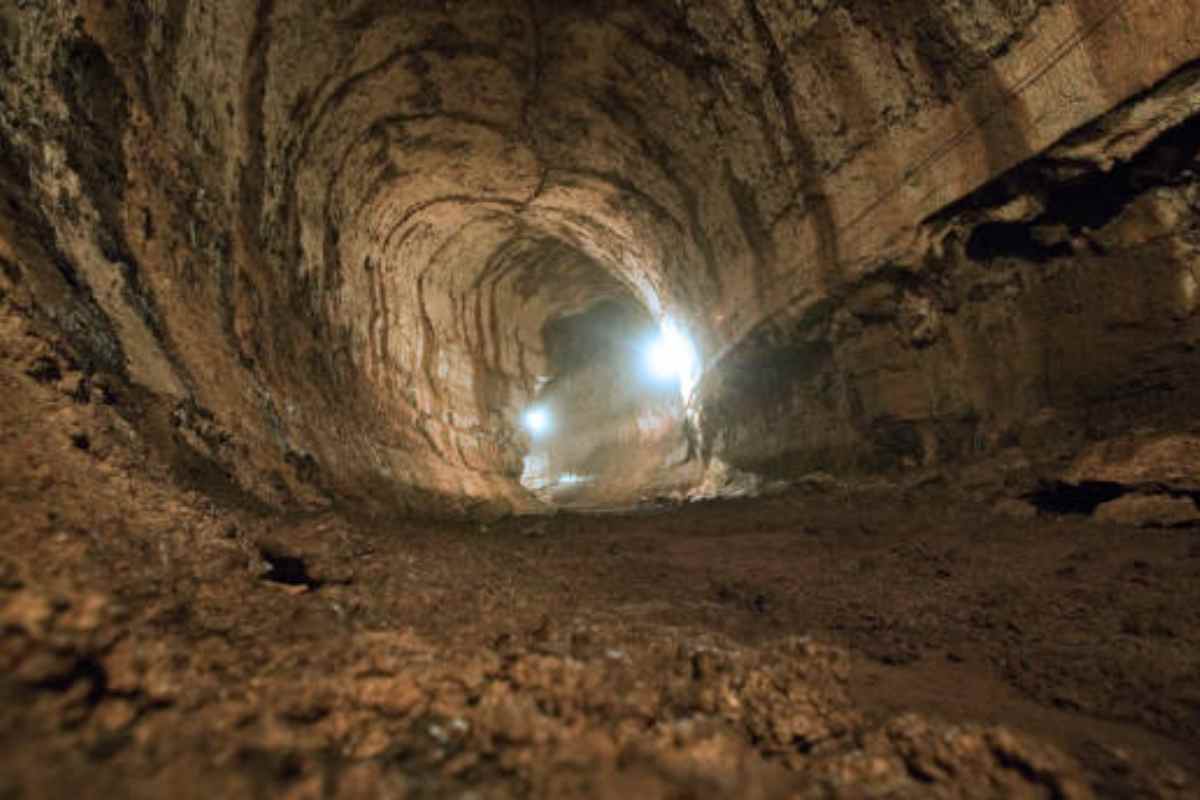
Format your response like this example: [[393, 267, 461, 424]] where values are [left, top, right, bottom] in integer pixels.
[[92, 698, 138, 733], [355, 675, 424, 718], [0, 1, 1199, 798], [1067, 434, 1200, 492], [994, 498, 1039, 520], [1094, 494, 1200, 527]]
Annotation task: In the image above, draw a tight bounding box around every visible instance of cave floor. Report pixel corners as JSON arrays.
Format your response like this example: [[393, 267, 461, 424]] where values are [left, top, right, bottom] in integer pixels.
[[4, 473, 1200, 797], [3, 333, 1200, 798]]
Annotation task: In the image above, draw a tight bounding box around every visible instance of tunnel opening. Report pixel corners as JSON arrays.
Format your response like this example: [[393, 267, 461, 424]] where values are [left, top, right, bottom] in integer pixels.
[[519, 297, 698, 508]]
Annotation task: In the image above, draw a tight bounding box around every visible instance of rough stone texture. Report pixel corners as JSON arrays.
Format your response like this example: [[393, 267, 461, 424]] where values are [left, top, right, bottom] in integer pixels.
[[3, 1, 1200, 796], [4, 313, 1200, 795], [1094, 494, 1200, 528], [2, 1, 1197, 510], [701, 74, 1200, 485], [1067, 433, 1200, 493]]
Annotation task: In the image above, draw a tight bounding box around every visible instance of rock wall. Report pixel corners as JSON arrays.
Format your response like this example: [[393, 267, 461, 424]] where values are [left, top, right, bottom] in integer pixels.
[[701, 70, 1200, 484], [1, 0, 1197, 514]]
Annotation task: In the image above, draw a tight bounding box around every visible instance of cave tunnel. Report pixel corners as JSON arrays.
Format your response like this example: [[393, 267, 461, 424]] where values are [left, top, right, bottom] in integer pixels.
[[2, 1, 1200, 796], [521, 297, 698, 508]]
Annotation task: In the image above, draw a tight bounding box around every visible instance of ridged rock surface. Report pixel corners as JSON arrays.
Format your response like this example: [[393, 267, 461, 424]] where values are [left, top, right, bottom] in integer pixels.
[[3, 1, 1197, 513]]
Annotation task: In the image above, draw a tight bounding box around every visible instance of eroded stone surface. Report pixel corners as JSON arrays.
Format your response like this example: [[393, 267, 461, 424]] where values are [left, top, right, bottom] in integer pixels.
[[2, 4, 1200, 795], [700, 84, 1200, 485], [1067, 434, 1200, 493], [2, 2, 1197, 511], [6, 307, 1200, 796], [1094, 494, 1200, 528]]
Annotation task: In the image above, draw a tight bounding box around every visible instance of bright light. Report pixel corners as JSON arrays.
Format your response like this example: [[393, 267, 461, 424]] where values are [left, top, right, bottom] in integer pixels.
[[644, 320, 698, 390], [523, 406, 551, 436]]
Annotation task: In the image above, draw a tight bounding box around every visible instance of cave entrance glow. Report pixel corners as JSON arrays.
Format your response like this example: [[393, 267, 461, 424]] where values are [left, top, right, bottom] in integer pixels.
[[518, 300, 698, 508], [522, 406, 552, 437], [641, 319, 700, 401]]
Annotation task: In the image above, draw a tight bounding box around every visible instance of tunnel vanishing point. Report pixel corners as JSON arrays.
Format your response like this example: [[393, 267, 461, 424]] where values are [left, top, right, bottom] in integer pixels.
[[2, 1, 1200, 797]]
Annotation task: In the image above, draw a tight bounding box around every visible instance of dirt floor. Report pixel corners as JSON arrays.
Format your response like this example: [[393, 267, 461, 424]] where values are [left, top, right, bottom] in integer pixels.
[[3, 298, 1200, 798]]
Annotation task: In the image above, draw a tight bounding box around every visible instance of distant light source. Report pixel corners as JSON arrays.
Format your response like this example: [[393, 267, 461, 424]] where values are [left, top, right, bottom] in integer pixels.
[[643, 320, 698, 394], [523, 406, 551, 437]]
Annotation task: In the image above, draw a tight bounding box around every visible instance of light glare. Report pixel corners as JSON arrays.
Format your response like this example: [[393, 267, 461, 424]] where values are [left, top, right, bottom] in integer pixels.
[[644, 321, 698, 386], [523, 406, 551, 436]]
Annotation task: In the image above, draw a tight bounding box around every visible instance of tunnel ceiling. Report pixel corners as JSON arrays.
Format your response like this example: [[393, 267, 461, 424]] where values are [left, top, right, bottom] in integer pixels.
[[0, 1, 1197, 515]]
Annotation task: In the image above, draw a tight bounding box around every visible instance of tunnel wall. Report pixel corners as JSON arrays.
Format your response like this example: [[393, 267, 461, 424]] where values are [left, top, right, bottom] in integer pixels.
[[1, 1, 1198, 514], [701, 76, 1200, 480]]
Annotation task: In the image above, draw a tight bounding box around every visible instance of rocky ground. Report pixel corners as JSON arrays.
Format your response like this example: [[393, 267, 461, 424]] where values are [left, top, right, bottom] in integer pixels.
[[3, 286, 1199, 799], [3, 4, 1199, 797]]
